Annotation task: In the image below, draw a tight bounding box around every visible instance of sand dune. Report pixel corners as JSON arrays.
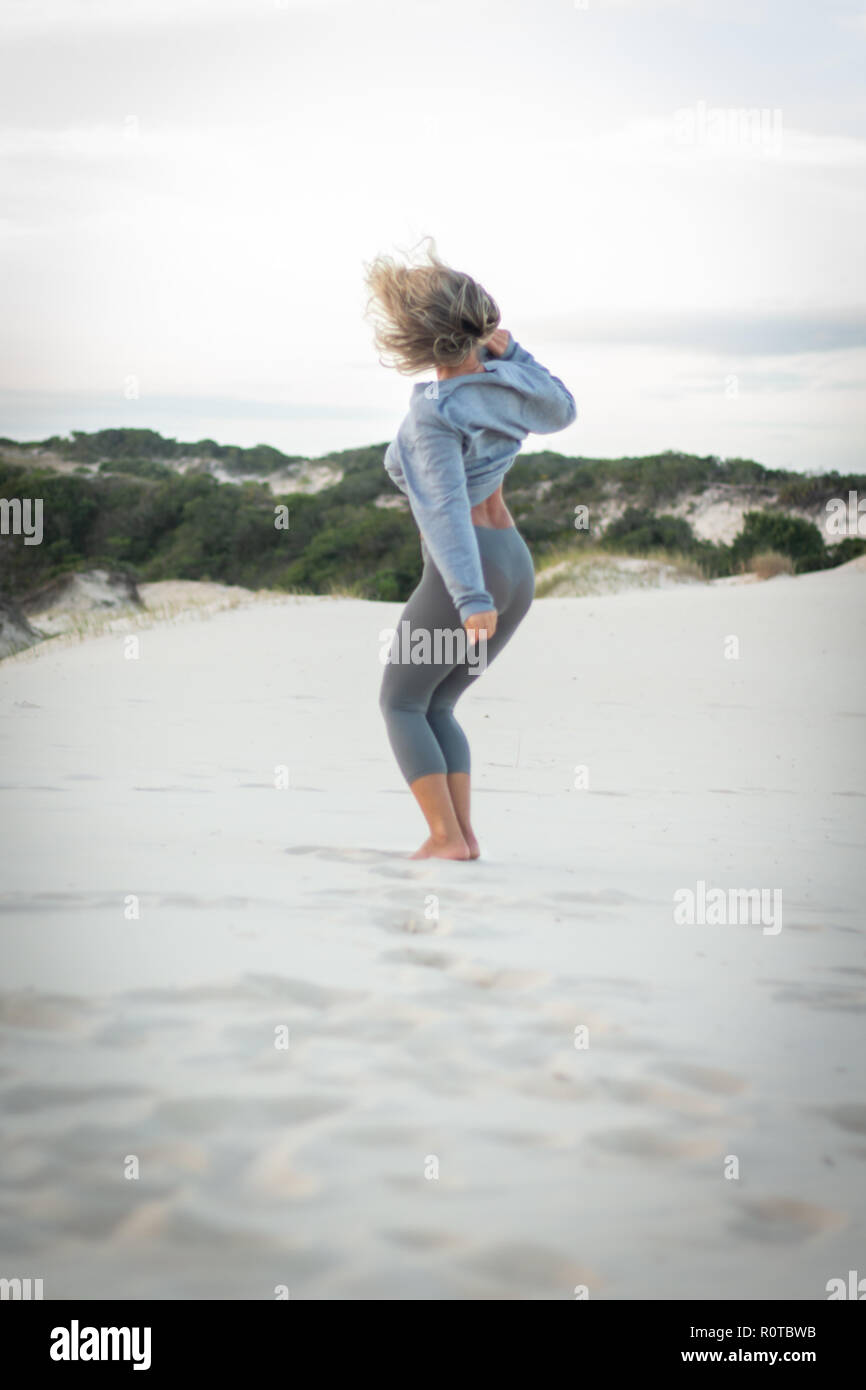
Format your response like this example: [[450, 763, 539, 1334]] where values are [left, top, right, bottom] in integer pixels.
[[0, 562, 864, 1299]]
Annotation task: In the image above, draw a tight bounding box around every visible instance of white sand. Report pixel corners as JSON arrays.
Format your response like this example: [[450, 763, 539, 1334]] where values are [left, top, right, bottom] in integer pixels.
[[1, 563, 864, 1300]]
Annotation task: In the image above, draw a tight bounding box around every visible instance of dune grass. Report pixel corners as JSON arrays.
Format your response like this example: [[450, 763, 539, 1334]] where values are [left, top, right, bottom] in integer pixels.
[[745, 550, 795, 580], [534, 541, 705, 598]]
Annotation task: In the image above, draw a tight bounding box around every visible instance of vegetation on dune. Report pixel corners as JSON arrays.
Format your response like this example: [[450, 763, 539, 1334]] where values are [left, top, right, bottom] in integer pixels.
[[0, 430, 863, 604], [0, 455, 423, 602], [36, 428, 306, 476], [97, 458, 175, 480], [603, 507, 700, 554], [729, 510, 829, 574], [746, 551, 795, 580], [775, 472, 866, 509]]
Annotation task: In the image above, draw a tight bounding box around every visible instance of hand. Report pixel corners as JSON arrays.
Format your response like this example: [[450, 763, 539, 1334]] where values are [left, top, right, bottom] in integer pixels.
[[464, 609, 498, 644], [482, 328, 511, 358]]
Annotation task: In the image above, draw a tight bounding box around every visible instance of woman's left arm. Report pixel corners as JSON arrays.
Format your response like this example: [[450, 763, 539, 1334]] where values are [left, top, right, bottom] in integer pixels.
[[399, 399, 496, 626]]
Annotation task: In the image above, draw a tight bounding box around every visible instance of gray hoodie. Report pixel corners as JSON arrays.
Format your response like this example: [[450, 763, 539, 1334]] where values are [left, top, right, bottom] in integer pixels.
[[384, 335, 577, 620]]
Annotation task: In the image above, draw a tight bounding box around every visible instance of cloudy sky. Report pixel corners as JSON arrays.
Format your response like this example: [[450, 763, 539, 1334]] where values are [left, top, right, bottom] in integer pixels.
[[1, 0, 865, 471]]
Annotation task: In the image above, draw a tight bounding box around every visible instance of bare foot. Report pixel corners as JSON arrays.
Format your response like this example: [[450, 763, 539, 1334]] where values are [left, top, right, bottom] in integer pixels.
[[411, 836, 471, 861], [460, 829, 481, 860]]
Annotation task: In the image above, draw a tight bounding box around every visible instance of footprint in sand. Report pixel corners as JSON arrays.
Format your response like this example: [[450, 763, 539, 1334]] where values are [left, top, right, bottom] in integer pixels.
[[2, 1083, 149, 1114], [151, 1093, 344, 1135], [285, 845, 397, 863], [509, 1068, 593, 1102], [0, 992, 98, 1033], [382, 1227, 465, 1252], [654, 1062, 747, 1095], [482, 1128, 573, 1151], [380, 948, 457, 971], [603, 1077, 720, 1118], [447, 963, 550, 991], [377, 910, 452, 936], [767, 981, 866, 1012], [242, 1140, 321, 1200], [460, 1242, 597, 1294], [551, 888, 638, 906], [370, 864, 433, 879], [124, 974, 359, 1012], [730, 1197, 846, 1243], [339, 1124, 429, 1148], [818, 1102, 866, 1135], [590, 1126, 720, 1160], [0, 890, 128, 912]]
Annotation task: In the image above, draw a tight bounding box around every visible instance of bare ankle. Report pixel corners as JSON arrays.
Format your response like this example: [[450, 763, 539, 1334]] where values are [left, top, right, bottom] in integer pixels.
[[411, 835, 472, 861]]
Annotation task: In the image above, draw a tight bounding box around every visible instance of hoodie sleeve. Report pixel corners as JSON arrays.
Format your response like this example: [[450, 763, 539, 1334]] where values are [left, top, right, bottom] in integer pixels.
[[395, 398, 495, 623], [498, 335, 577, 432]]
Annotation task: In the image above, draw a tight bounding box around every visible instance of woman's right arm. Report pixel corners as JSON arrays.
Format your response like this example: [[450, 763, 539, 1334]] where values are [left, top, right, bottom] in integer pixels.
[[485, 328, 577, 431]]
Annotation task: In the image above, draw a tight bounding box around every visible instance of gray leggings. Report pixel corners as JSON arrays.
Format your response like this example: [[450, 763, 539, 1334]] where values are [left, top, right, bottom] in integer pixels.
[[380, 524, 535, 784]]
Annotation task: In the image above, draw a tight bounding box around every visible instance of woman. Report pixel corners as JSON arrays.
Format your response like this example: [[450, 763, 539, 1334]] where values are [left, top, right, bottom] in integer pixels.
[[365, 240, 576, 860]]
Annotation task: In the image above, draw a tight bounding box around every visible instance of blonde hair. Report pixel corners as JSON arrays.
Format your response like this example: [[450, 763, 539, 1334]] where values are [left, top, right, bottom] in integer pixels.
[[364, 236, 500, 375]]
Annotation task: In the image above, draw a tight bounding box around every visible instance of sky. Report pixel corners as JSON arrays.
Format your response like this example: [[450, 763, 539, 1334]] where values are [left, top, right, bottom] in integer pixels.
[[1, 0, 865, 473]]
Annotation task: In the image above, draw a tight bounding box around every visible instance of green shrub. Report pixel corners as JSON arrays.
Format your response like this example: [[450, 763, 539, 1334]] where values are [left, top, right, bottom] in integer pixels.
[[98, 458, 173, 480], [826, 536, 866, 566], [603, 507, 698, 553], [730, 510, 827, 573]]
